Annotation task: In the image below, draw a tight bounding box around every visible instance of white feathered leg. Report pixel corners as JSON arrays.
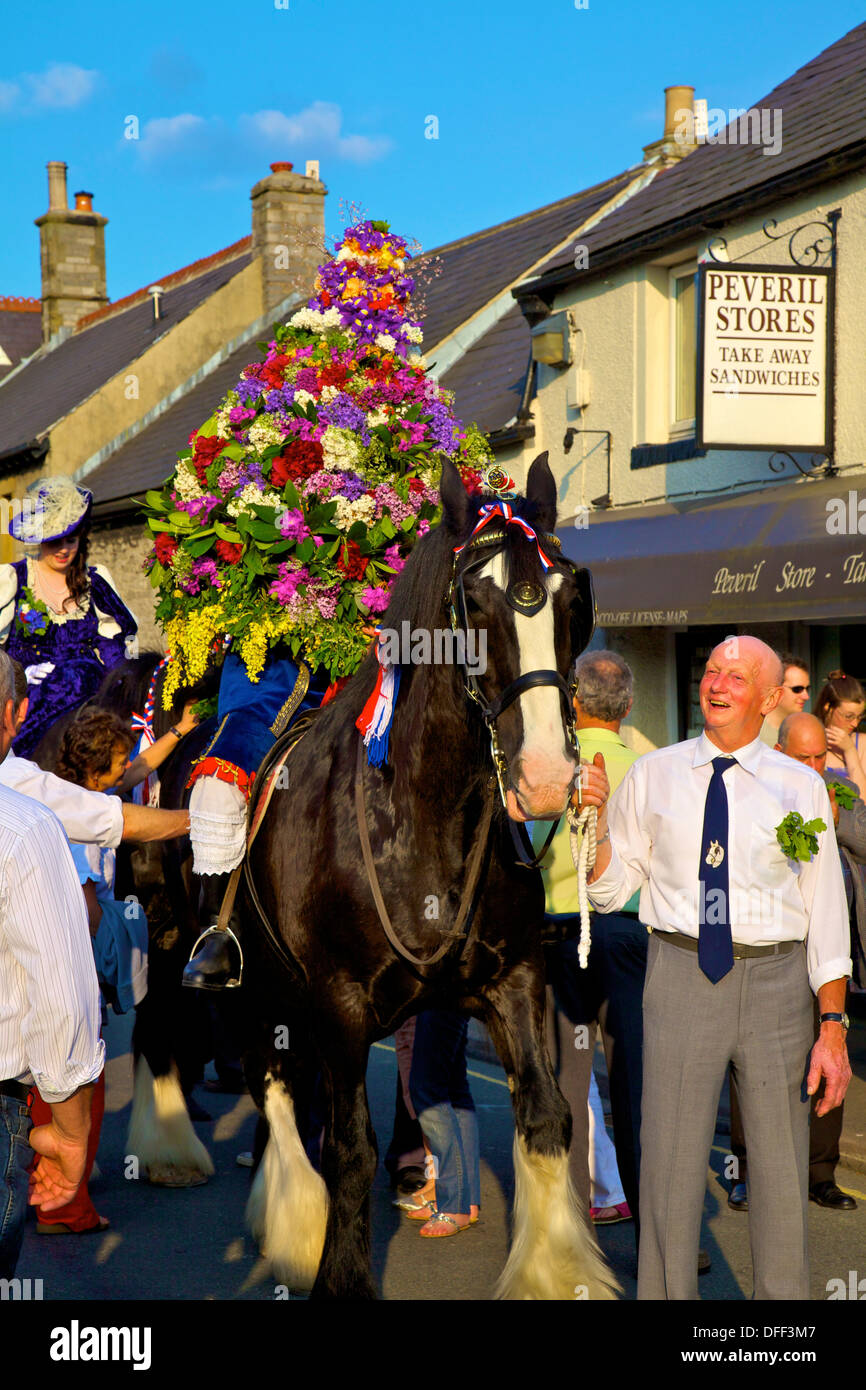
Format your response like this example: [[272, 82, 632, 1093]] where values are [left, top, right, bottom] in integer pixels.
[[126, 1056, 214, 1186], [495, 1134, 619, 1300], [246, 1073, 328, 1290]]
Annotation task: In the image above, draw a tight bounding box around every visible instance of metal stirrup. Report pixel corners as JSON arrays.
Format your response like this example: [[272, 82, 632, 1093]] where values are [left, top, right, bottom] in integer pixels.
[[188, 923, 245, 987]]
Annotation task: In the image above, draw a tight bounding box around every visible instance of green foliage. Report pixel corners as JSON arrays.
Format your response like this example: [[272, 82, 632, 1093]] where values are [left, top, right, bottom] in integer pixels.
[[775, 811, 827, 861]]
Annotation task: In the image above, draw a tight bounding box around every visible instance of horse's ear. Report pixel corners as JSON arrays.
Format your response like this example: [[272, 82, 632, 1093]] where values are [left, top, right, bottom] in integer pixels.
[[525, 452, 557, 533], [439, 457, 470, 535]]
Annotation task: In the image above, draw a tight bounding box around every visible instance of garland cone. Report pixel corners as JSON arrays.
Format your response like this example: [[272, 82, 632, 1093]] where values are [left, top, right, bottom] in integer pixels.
[[141, 220, 492, 707]]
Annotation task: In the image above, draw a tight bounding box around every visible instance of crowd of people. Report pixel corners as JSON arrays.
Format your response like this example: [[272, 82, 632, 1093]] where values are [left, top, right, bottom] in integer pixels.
[[1, 473, 864, 1298]]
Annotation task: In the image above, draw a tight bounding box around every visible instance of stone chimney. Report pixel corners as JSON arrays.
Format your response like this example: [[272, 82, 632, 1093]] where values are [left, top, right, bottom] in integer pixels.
[[642, 86, 698, 168], [34, 161, 108, 342], [250, 160, 327, 318]]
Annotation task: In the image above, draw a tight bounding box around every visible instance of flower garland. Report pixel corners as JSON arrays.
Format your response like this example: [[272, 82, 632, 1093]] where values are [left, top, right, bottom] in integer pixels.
[[15, 587, 51, 639], [141, 219, 491, 708]]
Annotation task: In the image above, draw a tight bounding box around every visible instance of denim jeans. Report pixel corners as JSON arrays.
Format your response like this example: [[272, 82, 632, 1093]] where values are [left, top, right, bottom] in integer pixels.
[[0, 1093, 34, 1278], [409, 1011, 480, 1214]]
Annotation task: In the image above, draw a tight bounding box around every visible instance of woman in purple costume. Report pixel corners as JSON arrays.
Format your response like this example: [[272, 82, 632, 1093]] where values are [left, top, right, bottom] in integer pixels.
[[0, 478, 138, 758]]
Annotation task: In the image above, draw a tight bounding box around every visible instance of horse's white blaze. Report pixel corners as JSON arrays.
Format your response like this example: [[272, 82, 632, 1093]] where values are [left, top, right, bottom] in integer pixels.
[[246, 1074, 328, 1290], [495, 1135, 619, 1301], [126, 1056, 214, 1183], [479, 555, 574, 817]]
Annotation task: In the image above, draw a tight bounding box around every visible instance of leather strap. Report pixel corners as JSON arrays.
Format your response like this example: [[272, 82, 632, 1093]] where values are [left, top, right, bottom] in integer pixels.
[[354, 736, 494, 970], [509, 815, 561, 868]]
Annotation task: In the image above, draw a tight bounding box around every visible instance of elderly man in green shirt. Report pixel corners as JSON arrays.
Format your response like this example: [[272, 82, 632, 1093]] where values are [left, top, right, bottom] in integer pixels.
[[534, 648, 646, 1238]]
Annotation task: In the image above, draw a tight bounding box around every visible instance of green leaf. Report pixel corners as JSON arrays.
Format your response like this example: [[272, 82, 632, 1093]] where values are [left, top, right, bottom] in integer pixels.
[[215, 522, 243, 542], [282, 481, 301, 511], [245, 548, 266, 577], [828, 780, 856, 810], [185, 533, 216, 558], [296, 538, 315, 564], [347, 521, 368, 542], [145, 490, 169, 512], [379, 515, 397, 539]]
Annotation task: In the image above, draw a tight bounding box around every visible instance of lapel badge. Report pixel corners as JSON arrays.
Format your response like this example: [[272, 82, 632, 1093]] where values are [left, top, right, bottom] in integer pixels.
[[705, 839, 725, 868]]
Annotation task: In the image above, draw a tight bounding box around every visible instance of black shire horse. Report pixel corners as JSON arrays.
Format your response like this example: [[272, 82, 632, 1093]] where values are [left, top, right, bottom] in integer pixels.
[[236, 454, 617, 1299]]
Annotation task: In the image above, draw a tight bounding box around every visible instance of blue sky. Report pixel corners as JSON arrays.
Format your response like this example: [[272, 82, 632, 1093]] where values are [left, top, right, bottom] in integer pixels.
[[2, 1, 863, 300]]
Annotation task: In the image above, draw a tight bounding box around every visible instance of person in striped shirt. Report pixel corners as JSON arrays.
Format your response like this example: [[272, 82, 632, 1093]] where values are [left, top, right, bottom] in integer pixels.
[[0, 649, 104, 1277]]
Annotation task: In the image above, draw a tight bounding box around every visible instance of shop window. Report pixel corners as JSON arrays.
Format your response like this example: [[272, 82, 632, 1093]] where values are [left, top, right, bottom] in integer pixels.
[[670, 263, 697, 435]]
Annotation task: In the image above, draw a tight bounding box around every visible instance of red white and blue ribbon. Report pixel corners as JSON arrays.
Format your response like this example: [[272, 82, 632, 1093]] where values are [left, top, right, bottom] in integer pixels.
[[453, 501, 553, 571], [131, 655, 170, 806], [355, 632, 401, 767]]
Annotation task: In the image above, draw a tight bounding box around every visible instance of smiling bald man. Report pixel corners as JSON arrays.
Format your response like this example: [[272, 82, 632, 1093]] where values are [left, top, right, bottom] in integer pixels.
[[577, 635, 852, 1301]]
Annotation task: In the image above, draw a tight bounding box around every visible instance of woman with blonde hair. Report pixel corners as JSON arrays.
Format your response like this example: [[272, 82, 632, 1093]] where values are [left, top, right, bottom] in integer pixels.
[[814, 670, 866, 799]]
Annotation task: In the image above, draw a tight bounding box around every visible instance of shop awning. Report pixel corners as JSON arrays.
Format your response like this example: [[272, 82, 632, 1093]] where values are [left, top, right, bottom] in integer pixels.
[[558, 475, 866, 627]]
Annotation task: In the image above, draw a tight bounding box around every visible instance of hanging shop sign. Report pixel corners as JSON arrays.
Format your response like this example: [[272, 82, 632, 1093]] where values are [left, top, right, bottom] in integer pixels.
[[696, 264, 833, 452]]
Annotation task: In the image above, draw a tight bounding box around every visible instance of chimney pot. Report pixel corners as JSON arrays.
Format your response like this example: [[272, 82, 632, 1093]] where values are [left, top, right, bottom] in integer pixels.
[[73, 190, 94, 212], [46, 160, 68, 211], [270, 161, 294, 173], [663, 85, 695, 139]]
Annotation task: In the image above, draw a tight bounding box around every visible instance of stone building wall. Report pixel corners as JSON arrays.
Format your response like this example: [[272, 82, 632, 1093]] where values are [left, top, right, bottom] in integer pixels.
[[89, 523, 161, 651]]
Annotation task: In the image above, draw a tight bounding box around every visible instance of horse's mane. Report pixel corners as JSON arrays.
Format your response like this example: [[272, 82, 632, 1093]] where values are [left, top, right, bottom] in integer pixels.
[[94, 652, 164, 716]]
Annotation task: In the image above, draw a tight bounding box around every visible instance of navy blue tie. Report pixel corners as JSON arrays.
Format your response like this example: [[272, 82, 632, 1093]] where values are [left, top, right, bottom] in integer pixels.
[[698, 756, 735, 983]]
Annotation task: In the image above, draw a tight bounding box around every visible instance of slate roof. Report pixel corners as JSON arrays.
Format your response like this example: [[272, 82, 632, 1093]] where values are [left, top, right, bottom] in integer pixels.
[[523, 21, 866, 295], [85, 338, 265, 507], [0, 300, 42, 383], [0, 247, 251, 463], [439, 304, 530, 437], [412, 170, 636, 350]]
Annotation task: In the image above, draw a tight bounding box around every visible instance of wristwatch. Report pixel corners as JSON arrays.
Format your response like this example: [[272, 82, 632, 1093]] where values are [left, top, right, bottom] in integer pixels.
[[819, 1012, 850, 1030], [169, 725, 183, 739]]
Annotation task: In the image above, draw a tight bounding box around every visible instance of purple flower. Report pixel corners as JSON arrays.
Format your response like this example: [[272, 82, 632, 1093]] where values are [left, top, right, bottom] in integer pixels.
[[177, 494, 221, 522], [360, 585, 391, 615], [314, 583, 341, 620], [268, 563, 311, 605], [278, 508, 310, 542], [229, 406, 256, 425], [322, 394, 369, 442], [236, 377, 262, 406], [265, 385, 296, 413]]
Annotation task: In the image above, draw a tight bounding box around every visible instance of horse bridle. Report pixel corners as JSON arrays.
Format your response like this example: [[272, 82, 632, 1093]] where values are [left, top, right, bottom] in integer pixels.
[[446, 528, 585, 868]]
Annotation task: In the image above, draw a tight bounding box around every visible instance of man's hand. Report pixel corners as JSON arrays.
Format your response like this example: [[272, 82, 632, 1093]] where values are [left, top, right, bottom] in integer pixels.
[[807, 1025, 852, 1117], [28, 1121, 89, 1211], [571, 751, 609, 813]]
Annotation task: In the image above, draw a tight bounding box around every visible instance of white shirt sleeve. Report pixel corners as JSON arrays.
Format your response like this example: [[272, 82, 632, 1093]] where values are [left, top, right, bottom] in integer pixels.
[[798, 774, 853, 993], [0, 563, 19, 644], [0, 755, 124, 848], [91, 562, 139, 657], [3, 809, 104, 1101], [586, 764, 651, 914]]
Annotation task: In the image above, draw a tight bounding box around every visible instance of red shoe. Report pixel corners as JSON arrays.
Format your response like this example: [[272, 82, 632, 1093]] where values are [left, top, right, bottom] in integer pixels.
[[590, 1202, 632, 1225]]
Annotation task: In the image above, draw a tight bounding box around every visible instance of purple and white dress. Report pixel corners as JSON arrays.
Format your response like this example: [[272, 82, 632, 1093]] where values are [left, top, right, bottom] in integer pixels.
[[0, 558, 138, 757]]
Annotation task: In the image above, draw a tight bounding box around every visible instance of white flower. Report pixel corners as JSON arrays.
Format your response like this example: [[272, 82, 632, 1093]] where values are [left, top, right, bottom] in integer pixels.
[[214, 406, 234, 439], [403, 324, 423, 344], [407, 351, 424, 367], [248, 418, 285, 454], [319, 385, 339, 403], [173, 462, 203, 500], [288, 305, 343, 333], [320, 425, 360, 470], [375, 333, 396, 351], [226, 482, 267, 518], [294, 390, 316, 409], [334, 494, 376, 532], [366, 409, 390, 428]]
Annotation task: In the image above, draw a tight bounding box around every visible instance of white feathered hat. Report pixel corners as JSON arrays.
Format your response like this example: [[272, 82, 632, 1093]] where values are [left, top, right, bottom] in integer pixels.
[[9, 476, 93, 545]]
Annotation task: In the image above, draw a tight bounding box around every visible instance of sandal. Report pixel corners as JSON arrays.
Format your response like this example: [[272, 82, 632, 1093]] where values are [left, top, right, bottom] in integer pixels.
[[37, 1216, 110, 1235], [418, 1211, 477, 1238]]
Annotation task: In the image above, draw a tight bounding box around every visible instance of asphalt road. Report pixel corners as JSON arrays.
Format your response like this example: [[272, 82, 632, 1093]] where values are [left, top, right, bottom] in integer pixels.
[[14, 1008, 866, 1303]]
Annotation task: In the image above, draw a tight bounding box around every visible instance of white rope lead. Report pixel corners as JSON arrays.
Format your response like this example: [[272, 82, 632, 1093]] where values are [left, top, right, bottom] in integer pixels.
[[567, 801, 597, 970]]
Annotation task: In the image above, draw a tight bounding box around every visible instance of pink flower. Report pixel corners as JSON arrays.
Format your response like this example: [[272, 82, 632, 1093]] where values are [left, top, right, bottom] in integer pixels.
[[383, 542, 406, 574], [360, 585, 391, 614]]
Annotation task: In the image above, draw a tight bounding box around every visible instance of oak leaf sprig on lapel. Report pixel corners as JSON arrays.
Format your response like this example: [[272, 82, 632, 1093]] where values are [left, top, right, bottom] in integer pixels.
[[775, 811, 827, 862]]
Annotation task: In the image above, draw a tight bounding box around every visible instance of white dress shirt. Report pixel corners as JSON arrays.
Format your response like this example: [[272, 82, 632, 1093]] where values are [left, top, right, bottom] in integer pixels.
[[587, 732, 852, 994], [0, 783, 104, 1101], [0, 753, 123, 848]]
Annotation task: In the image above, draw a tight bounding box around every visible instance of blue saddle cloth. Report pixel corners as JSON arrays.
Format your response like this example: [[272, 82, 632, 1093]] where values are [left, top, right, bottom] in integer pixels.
[[193, 648, 330, 785]]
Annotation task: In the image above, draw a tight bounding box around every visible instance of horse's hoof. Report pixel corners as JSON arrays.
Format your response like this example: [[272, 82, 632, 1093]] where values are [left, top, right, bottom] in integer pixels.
[[147, 1163, 210, 1188]]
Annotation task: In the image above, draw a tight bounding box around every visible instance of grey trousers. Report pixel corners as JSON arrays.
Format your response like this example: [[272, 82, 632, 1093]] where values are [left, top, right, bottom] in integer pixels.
[[638, 932, 814, 1301]]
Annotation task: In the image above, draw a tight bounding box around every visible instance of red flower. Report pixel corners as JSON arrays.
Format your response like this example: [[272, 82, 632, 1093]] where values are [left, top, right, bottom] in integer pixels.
[[260, 353, 292, 390], [317, 362, 349, 390], [154, 533, 179, 565], [191, 434, 227, 485], [337, 539, 368, 582], [408, 477, 426, 496], [271, 438, 324, 487], [215, 539, 243, 565]]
